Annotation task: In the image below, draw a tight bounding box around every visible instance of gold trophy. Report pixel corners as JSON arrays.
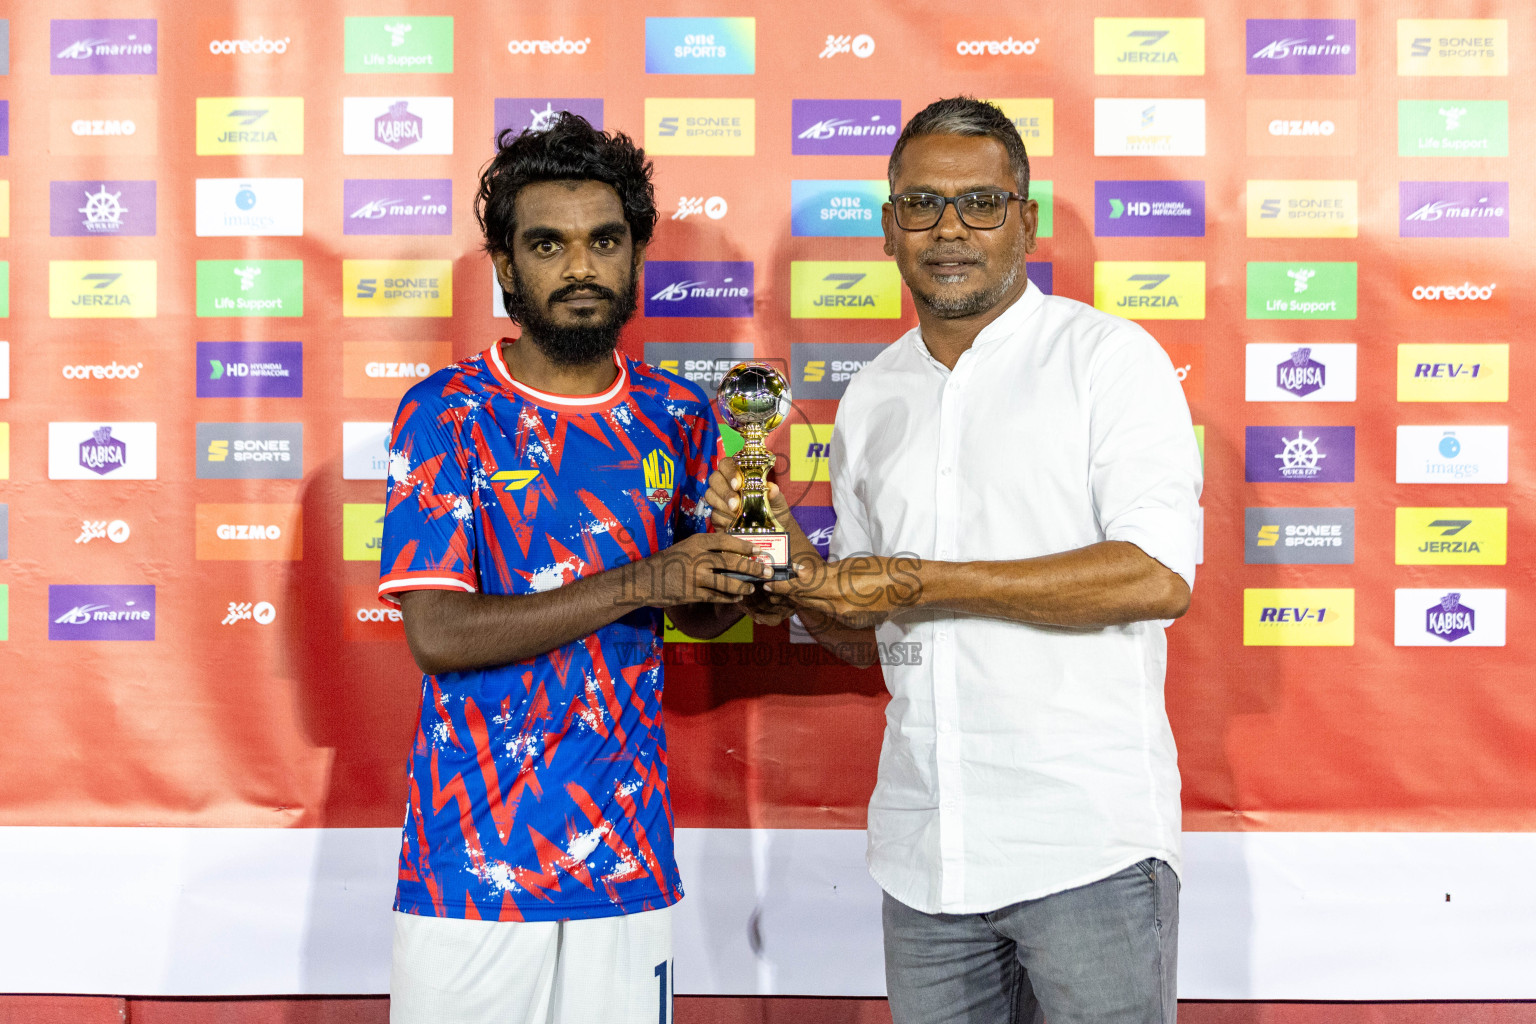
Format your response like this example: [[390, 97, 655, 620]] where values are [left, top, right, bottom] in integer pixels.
[[715, 362, 793, 581]]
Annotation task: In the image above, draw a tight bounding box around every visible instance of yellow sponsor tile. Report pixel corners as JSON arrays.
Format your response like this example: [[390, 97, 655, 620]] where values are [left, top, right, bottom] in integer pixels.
[[790, 261, 901, 319], [790, 424, 834, 482], [196, 97, 304, 155], [343, 503, 386, 562], [1095, 18, 1205, 75], [1397, 344, 1507, 402], [49, 261, 157, 319], [1398, 20, 1507, 76], [1093, 261, 1205, 320], [343, 261, 453, 318], [644, 98, 755, 156], [1395, 507, 1506, 565], [1246, 180, 1358, 239], [1243, 589, 1354, 646], [986, 99, 1053, 156]]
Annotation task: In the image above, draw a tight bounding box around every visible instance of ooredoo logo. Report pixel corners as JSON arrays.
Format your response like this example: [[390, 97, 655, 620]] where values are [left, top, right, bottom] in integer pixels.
[[1398, 263, 1507, 318], [347, 585, 405, 641], [507, 36, 589, 54], [1413, 282, 1496, 301], [62, 361, 142, 380], [956, 36, 1039, 56], [209, 36, 289, 54]]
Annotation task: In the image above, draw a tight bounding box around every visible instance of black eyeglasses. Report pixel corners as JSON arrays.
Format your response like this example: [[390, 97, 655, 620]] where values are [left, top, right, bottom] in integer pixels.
[[888, 190, 1027, 230]]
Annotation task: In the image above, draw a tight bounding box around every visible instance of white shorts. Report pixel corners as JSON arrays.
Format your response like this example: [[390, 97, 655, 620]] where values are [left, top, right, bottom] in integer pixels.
[[389, 907, 673, 1024]]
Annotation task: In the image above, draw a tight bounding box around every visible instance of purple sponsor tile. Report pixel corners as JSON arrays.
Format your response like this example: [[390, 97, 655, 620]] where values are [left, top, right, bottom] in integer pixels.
[[792, 99, 901, 156], [645, 261, 754, 318], [50, 180, 156, 237], [494, 98, 603, 140], [52, 19, 157, 75], [1027, 262, 1053, 294], [1245, 426, 1355, 483], [790, 506, 838, 559], [1400, 182, 1509, 238], [0, 101, 8, 155], [49, 584, 156, 641], [1247, 20, 1355, 75], [1095, 180, 1205, 237], [343, 179, 452, 236], [197, 341, 303, 398]]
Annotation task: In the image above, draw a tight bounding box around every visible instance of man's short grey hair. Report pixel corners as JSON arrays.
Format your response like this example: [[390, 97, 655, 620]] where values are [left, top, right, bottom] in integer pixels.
[[887, 96, 1030, 196]]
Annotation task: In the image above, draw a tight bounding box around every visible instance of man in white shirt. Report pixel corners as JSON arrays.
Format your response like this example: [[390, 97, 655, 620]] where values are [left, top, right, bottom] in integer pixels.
[[707, 97, 1202, 1023]]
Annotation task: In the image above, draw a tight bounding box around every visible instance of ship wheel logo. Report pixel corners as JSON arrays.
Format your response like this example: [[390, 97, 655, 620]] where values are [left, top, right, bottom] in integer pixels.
[[1275, 429, 1325, 478], [79, 185, 128, 233]]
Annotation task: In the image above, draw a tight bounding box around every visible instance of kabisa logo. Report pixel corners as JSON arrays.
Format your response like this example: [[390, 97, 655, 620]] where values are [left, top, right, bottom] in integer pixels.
[[208, 35, 290, 55], [671, 195, 728, 221], [1244, 508, 1355, 566], [342, 504, 386, 561], [1247, 20, 1355, 75], [197, 423, 303, 480], [790, 261, 902, 319], [645, 98, 755, 156], [1395, 507, 1506, 566], [342, 97, 452, 155], [1247, 180, 1358, 238], [1425, 593, 1473, 644], [1396, 425, 1508, 484], [1399, 100, 1508, 157], [1243, 589, 1354, 646], [1246, 262, 1357, 320], [197, 341, 303, 399], [343, 179, 452, 235], [49, 261, 157, 319], [790, 424, 835, 482], [642, 450, 675, 508], [821, 33, 874, 59], [643, 342, 756, 390], [48, 585, 156, 642], [1244, 425, 1355, 483], [78, 426, 126, 476], [1400, 182, 1509, 238], [196, 260, 303, 318], [343, 340, 451, 398], [507, 35, 590, 56], [345, 16, 454, 73], [645, 261, 754, 318], [791, 180, 886, 238], [1397, 343, 1507, 403], [343, 260, 453, 317], [1395, 588, 1506, 647], [222, 601, 277, 626], [52, 19, 156, 75], [48, 422, 156, 480], [1093, 261, 1205, 320], [50, 181, 155, 237], [1094, 98, 1206, 156], [1245, 343, 1356, 402], [376, 102, 421, 149], [1094, 180, 1205, 238], [195, 178, 304, 237], [1398, 19, 1507, 77], [645, 17, 755, 75], [62, 361, 144, 381], [196, 97, 303, 155], [76, 519, 132, 545], [792, 342, 885, 400], [791, 99, 900, 156], [198, 503, 302, 560], [494, 98, 604, 138], [1276, 347, 1325, 397], [1094, 18, 1205, 75], [343, 422, 392, 481]]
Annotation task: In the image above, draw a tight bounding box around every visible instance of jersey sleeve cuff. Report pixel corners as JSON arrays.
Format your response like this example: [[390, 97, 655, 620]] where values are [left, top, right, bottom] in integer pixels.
[[378, 572, 478, 606]]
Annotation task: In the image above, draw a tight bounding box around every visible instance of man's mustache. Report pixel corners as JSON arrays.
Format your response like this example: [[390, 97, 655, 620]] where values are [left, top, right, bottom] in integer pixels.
[[919, 245, 987, 266], [548, 282, 620, 304]]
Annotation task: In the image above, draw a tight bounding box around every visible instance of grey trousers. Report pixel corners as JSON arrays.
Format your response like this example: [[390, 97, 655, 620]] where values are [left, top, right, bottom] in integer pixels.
[[883, 858, 1179, 1024]]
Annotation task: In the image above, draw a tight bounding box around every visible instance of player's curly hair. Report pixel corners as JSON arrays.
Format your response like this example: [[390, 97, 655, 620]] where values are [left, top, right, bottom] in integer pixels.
[[476, 112, 658, 258]]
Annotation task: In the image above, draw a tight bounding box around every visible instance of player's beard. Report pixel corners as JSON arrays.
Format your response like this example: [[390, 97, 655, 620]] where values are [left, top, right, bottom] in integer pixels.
[[502, 261, 640, 367], [908, 234, 1027, 320]]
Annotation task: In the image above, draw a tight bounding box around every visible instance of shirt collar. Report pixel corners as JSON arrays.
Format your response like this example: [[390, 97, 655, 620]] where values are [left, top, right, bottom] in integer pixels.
[[485, 339, 629, 410]]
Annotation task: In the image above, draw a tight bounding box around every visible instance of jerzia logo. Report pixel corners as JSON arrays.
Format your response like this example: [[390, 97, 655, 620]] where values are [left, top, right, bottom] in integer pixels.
[[1093, 262, 1205, 319], [49, 261, 156, 319], [1394, 507, 1506, 565], [1094, 18, 1205, 74], [790, 261, 901, 319], [196, 97, 303, 155], [644, 261, 754, 318]]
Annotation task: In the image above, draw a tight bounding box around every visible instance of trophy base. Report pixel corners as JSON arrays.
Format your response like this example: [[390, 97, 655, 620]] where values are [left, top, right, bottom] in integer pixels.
[[718, 530, 792, 583], [718, 567, 795, 583]]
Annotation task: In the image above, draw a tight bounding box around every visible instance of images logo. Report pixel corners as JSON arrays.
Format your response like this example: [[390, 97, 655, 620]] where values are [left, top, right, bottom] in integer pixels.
[[820, 34, 875, 59], [792, 342, 885, 400], [49, 585, 156, 642], [790, 261, 901, 319], [1245, 343, 1356, 402], [790, 424, 835, 482], [49, 261, 156, 319], [48, 422, 157, 480], [1396, 425, 1508, 484], [344, 179, 451, 236], [343, 260, 452, 318], [1398, 20, 1507, 76], [1395, 589, 1505, 647], [194, 178, 303, 237], [345, 16, 453, 73], [1400, 182, 1508, 237], [342, 504, 386, 561], [1397, 344, 1507, 403], [343, 422, 392, 481], [195, 98, 303, 155], [1247, 19, 1354, 74], [791, 99, 900, 156], [1095, 180, 1204, 237], [197, 341, 302, 399], [1245, 426, 1355, 482], [1094, 99, 1205, 155], [1399, 100, 1507, 157], [52, 19, 156, 75], [1247, 180, 1357, 238], [52, 98, 156, 155], [1246, 262, 1356, 320], [494, 98, 603, 137], [1245, 508, 1355, 565], [50, 181, 155, 237], [645, 17, 755, 75], [1395, 507, 1506, 565], [645, 261, 754, 318], [1093, 262, 1205, 320], [643, 342, 757, 391], [1243, 589, 1354, 646], [197, 422, 303, 480], [197, 504, 302, 561], [343, 340, 450, 398], [342, 97, 452, 155], [645, 98, 755, 156], [1094, 18, 1204, 74], [197, 260, 302, 318]]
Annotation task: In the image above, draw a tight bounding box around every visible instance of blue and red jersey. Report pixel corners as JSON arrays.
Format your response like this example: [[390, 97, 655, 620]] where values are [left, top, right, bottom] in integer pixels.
[[378, 340, 722, 922]]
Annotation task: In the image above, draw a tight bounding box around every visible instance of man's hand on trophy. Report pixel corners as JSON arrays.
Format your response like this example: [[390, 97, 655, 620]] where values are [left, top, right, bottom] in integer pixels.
[[626, 531, 773, 606], [706, 455, 793, 532], [766, 554, 923, 629]]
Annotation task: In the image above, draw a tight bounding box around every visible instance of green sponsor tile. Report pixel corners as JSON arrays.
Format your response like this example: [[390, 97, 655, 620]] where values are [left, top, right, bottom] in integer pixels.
[[1399, 100, 1507, 158], [345, 16, 454, 73], [0, 585, 8, 642], [196, 260, 303, 318], [0, 262, 9, 318], [1033, 180, 1053, 239], [1247, 262, 1356, 320]]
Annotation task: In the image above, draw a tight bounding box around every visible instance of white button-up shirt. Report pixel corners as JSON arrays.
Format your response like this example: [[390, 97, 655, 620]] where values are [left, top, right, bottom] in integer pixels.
[[828, 280, 1203, 915]]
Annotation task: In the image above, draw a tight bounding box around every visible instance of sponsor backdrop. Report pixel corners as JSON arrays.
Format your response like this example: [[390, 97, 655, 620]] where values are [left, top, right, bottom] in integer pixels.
[[0, 0, 1533, 1006]]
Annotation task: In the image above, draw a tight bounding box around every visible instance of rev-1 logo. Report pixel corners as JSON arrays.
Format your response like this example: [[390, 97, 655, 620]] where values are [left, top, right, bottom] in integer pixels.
[[1415, 362, 1483, 379], [1258, 605, 1332, 622]]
